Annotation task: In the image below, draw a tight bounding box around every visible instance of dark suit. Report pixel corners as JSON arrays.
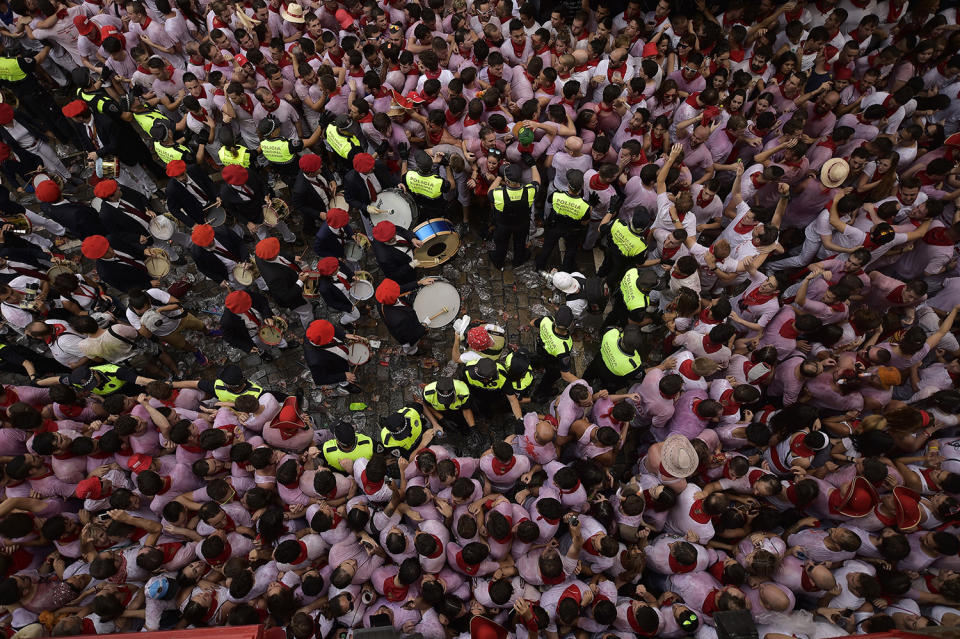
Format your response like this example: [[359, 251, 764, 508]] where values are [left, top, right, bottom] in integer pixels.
[[372, 227, 417, 285], [100, 186, 153, 250], [0, 138, 41, 186], [255, 253, 307, 309], [342, 162, 397, 213], [188, 226, 247, 285], [96, 256, 152, 293], [303, 324, 350, 385], [220, 290, 274, 353], [291, 171, 334, 238], [41, 200, 107, 239], [314, 261, 355, 313], [312, 222, 357, 260], [220, 173, 267, 226], [377, 281, 425, 346], [166, 165, 218, 227], [70, 112, 155, 169]]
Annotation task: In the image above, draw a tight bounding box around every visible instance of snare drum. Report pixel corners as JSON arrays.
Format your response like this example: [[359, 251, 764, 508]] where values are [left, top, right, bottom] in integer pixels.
[[94, 156, 119, 179], [144, 250, 171, 278], [331, 193, 348, 211], [372, 188, 417, 229], [46, 260, 77, 281], [347, 342, 370, 365], [344, 241, 365, 262], [349, 270, 374, 301], [258, 316, 287, 346], [412, 218, 460, 267], [302, 270, 322, 299], [233, 261, 259, 286], [149, 215, 175, 241], [263, 198, 290, 227], [205, 206, 227, 227], [413, 280, 460, 328]]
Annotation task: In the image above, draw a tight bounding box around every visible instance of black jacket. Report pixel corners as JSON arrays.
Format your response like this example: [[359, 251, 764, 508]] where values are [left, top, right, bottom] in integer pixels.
[[69, 112, 153, 167], [254, 253, 307, 309], [187, 226, 247, 285], [219, 173, 267, 225], [100, 186, 153, 249], [220, 289, 274, 352], [372, 227, 417, 285], [41, 200, 107, 239], [303, 324, 350, 385], [314, 261, 355, 312], [342, 162, 397, 212], [313, 222, 356, 260], [96, 256, 152, 293], [166, 164, 218, 227], [378, 281, 425, 346], [291, 171, 333, 223]]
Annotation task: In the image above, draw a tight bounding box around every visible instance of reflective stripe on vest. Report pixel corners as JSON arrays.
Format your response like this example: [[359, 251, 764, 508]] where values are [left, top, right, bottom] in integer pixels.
[[77, 89, 111, 114], [213, 379, 263, 402], [552, 192, 590, 220], [323, 434, 374, 472], [492, 185, 535, 212], [504, 353, 534, 392], [610, 220, 647, 257], [538, 316, 572, 357], [620, 268, 651, 311], [326, 124, 359, 159], [404, 171, 444, 199], [133, 110, 169, 136], [464, 362, 507, 390], [423, 380, 470, 411], [87, 364, 125, 396], [0, 58, 26, 82], [380, 407, 423, 452], [261, 138, 295, 164], [599, 328, 643, 376], [219, 146, 251, 168], [154, 141, 187, 164]]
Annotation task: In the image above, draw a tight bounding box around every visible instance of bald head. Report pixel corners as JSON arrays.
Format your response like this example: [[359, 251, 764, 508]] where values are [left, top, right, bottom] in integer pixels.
[[810, 564, 837, 591], [692, 125, 712, 145], [565, 136, 584, 154], [611, 47, 628, 64], [535, 420, 556, 445]]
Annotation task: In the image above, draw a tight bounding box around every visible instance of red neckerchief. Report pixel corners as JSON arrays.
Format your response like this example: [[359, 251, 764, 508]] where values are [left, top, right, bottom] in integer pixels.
[[924, 227, 955, 246], [708, 561, 727, 582], [729, 49, 746, 63], [0, 387, 18, 407], [701, 590, 720, 617], [669, 553, 696, 574], [678, 358, 700, 380], [887, 284, 905, 304], [696, 190, 714, 209], [327, 48, 343, 66], [921, 467, 941, 491], [588, 174, 607, 191], [559, 479, 581, 495], [689, 499, 711, 524], [541, 568, 565, 585], [800, 567, 819, 591], [207, 539, 232, 566], [741, 286, 776, 307], [684, 92, 701, 109], [383, 575, 408, 602], [749, 172, 766, 191], [779, 319, 799, 339], [426, 534, 443, 558], [361, 470, 383, 493], [663, 244, 681, 260], [539, 83, 556, 95], [790, 432, 815, 457], [444, 109, 460, 126], [290, 540, 309, 565], [749, 59, 768, 75], [511, 40, 526, 58], [455, 550, 480, 575], [702, 335, 722, 354], [718, 389, 740, 416], [201, 593, 219, 623], [491, 456, 517, 475]]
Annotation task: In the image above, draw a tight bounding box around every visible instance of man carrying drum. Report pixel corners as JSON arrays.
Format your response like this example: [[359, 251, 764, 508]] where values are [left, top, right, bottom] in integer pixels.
[[220, 290, 287, 362], [375, 277, 435, 356], [311, 256, 361, 325], [303, 319, 363, 394]]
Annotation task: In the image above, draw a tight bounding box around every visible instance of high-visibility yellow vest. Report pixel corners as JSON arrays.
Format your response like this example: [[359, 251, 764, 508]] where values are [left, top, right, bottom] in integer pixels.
[[423, 380, 470, 411], [379, 407, 423, 454], [219, 146, 251, 167], [492, 185, 535, 212], [133, 110, 170, 137], [464, 361, 507, 390], [261, 138, 295, 164], [0, 58, 27, 82], [610, 220, 647, 257], [620, 268, 651, 311], [404, 171, 444, 199], [80, 364, 126, 396], [538, 316, 572, 357], [154, 141, 188, 164], [599, 328, 642, 377], [213, 379, 263, 402], [77, 88, 113, 114], [325, 124, 359, 159], [504, 353, 534, 393], [552, 192, 590, 221], [323, 434, 374, 472]]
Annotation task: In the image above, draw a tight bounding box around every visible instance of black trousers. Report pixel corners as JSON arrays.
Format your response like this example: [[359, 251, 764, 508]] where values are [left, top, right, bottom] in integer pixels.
[[536, 222, 584, 272], [582, 355, 637, 393], [490, 222, 529, 269], [533, 354, 563, 399]]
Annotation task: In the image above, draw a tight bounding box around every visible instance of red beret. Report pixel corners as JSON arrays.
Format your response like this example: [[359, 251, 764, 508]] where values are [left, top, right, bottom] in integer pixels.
[[306, 319, 335, 345], [0, 103, 14, 125], [0, 143, 10, 162], [375, 278, 401, 304], [75, 477, 103, 499], [191, 224, 215, 246], [81, 235, 110, 260], [353, 152, 375, 173], [222, 164, 249, 185], [326, 208, 349, 229], [61, 99, 88, 118], [315, 256, 339, 275], [93, 179, 118, 199], [299, 154, 323, 172], [225, 290, 253, 313], [642, 41, 659, 58], [372, 220, 396, 242], [166, 159, 187, 177], [73, 14, 94, 35], [255, 237, 281, 260], [128, 453, 152, 474], [36, 180, 61, 203]]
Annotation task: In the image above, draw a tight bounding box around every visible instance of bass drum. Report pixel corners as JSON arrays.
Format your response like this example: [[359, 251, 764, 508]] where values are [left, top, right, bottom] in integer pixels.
[[371, 188, 416, 229], [412, 280, 460, 328], [412, 218, 460, 267]]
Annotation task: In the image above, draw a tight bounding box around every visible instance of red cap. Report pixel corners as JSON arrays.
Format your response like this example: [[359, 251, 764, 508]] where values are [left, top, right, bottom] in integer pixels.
[[701, 105, 721, 125], [61, 99, 88, 118], [833, 66, 853, 81], [299, 153, 322, 172], [75, 476, 103, 499], [166, 159, 187, 177], [222, 164, 249, 185], [642, 41, 659, 58], [225, 290, 253, 313], [306, 319, 335, 345], [235, 53, 249, 67], [81, 235, 110, 260], [353, 152, 375, 173], [392, 89, 413, 109], [467, 326, 492, 351], [893, 486, 922, 530], [255, 237, 281, 260], [315, 256, 339, 275], [0, 143, 10, 161], [405, 91, 425, 104], [191, 224, 215, 246], [372, 220, 396, 242], [93, 179, 118, 199], [100, 25, 123, 47], [0, 103, 14, 125], [375, 278, 401, 304], [326, 208, 349, 229], [334, 7, 354, 29], [36, 180, 61, 203], [470, 617, 508, 639], [73, 14, 94, 34], [127, 453, 152, 474]]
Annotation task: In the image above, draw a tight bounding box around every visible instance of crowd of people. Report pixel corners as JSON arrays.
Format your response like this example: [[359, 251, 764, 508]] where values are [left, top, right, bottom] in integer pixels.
[[1, 0, 960, 637]]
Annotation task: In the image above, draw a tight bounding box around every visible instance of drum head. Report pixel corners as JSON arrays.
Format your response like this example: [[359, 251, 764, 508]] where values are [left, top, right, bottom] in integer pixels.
[[46, 264, 74, 281], [347, 342, 370, 365], [372, 188, 415, 229], [413, 280, 460, 328], [149, 216, 175, 240], [302, 271, 321, 299], [258, 324, 284, 346], [332, 194, 348, 211], [344, 241, 364, 262], [206, 207, 227, 227], [350, 271, 374, 301], [145, 256, 170, 278], [233, 263, 255, 285], [413, 218, 461, 267], [262, 206, 279, 227]]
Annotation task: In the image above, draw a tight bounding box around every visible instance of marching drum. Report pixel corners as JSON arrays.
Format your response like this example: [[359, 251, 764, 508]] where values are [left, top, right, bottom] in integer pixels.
[[347, 342, 370, 365], [205, 205, 227, 227], [302, 270, 322, 299], [46, 259, 77, 281], [263, 198, 290, 227], [149, 215, 175, 241], [94, 156, 120, 179], [258, 316, 287, 346], [344, 241, 365, 262], [412, 218, 460, 267], [413, 280, 460, 328], [233, 261, 259, 286], [331, 193, 348, 211], [2, 214, 32, 235], [349, 270, 374, 301], [144, 248, 171, 278], [371, 188, 416, 229]]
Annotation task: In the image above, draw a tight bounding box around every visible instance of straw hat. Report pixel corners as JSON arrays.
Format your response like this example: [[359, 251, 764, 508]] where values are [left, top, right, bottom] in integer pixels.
[[820, 158, 849, 188], [280, 3, 305, 23], [660, 434, 699, 478]]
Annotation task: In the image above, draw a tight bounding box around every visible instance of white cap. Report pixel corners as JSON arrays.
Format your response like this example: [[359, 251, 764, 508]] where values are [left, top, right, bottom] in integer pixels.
[[552, 272, 580, 294]]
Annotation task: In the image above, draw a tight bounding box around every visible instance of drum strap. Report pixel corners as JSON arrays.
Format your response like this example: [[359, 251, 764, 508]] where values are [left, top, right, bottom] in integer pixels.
[[117, 200, 151, 227], [212, 241, 240, 263], [273, 256, 300, 273], [107, 325, 139, 347], [8, 264, 48, 281], [243, 310, 261, 330], [335, 271, 351, 290], [109, 252, 149, 273], [184, 177, 208, 203], [324, 339, 350, 361]]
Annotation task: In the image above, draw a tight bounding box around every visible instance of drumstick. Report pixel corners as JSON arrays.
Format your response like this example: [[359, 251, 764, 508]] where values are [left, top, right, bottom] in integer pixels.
[[427, 307, 449, 322]]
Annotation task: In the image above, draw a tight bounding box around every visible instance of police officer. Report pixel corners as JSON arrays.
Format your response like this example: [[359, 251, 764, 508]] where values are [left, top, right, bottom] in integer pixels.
[[535, 168, 590, 273], [322, 421, 374, 473], [38, 363, 150, 397], [606, 267, 659, 328], [422, 376, 475, 432], [257, 116, 313, 181], [402, 151, 453, 223], [378, 406, 424, 458], [218, 128, 253, 168], [597, 209, 649, 287], [530, 305, 576, 400], [172, 365, 264, 402], [325, 114, 364, 172], [504, 351, 534, 408], [582, 324, 644, 391], [151, 122, 194, 166], [129, 96, 172, 142], [463, 357, 513, 418], [488, 163, 539, 271], [0, 42, 71, 144]]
